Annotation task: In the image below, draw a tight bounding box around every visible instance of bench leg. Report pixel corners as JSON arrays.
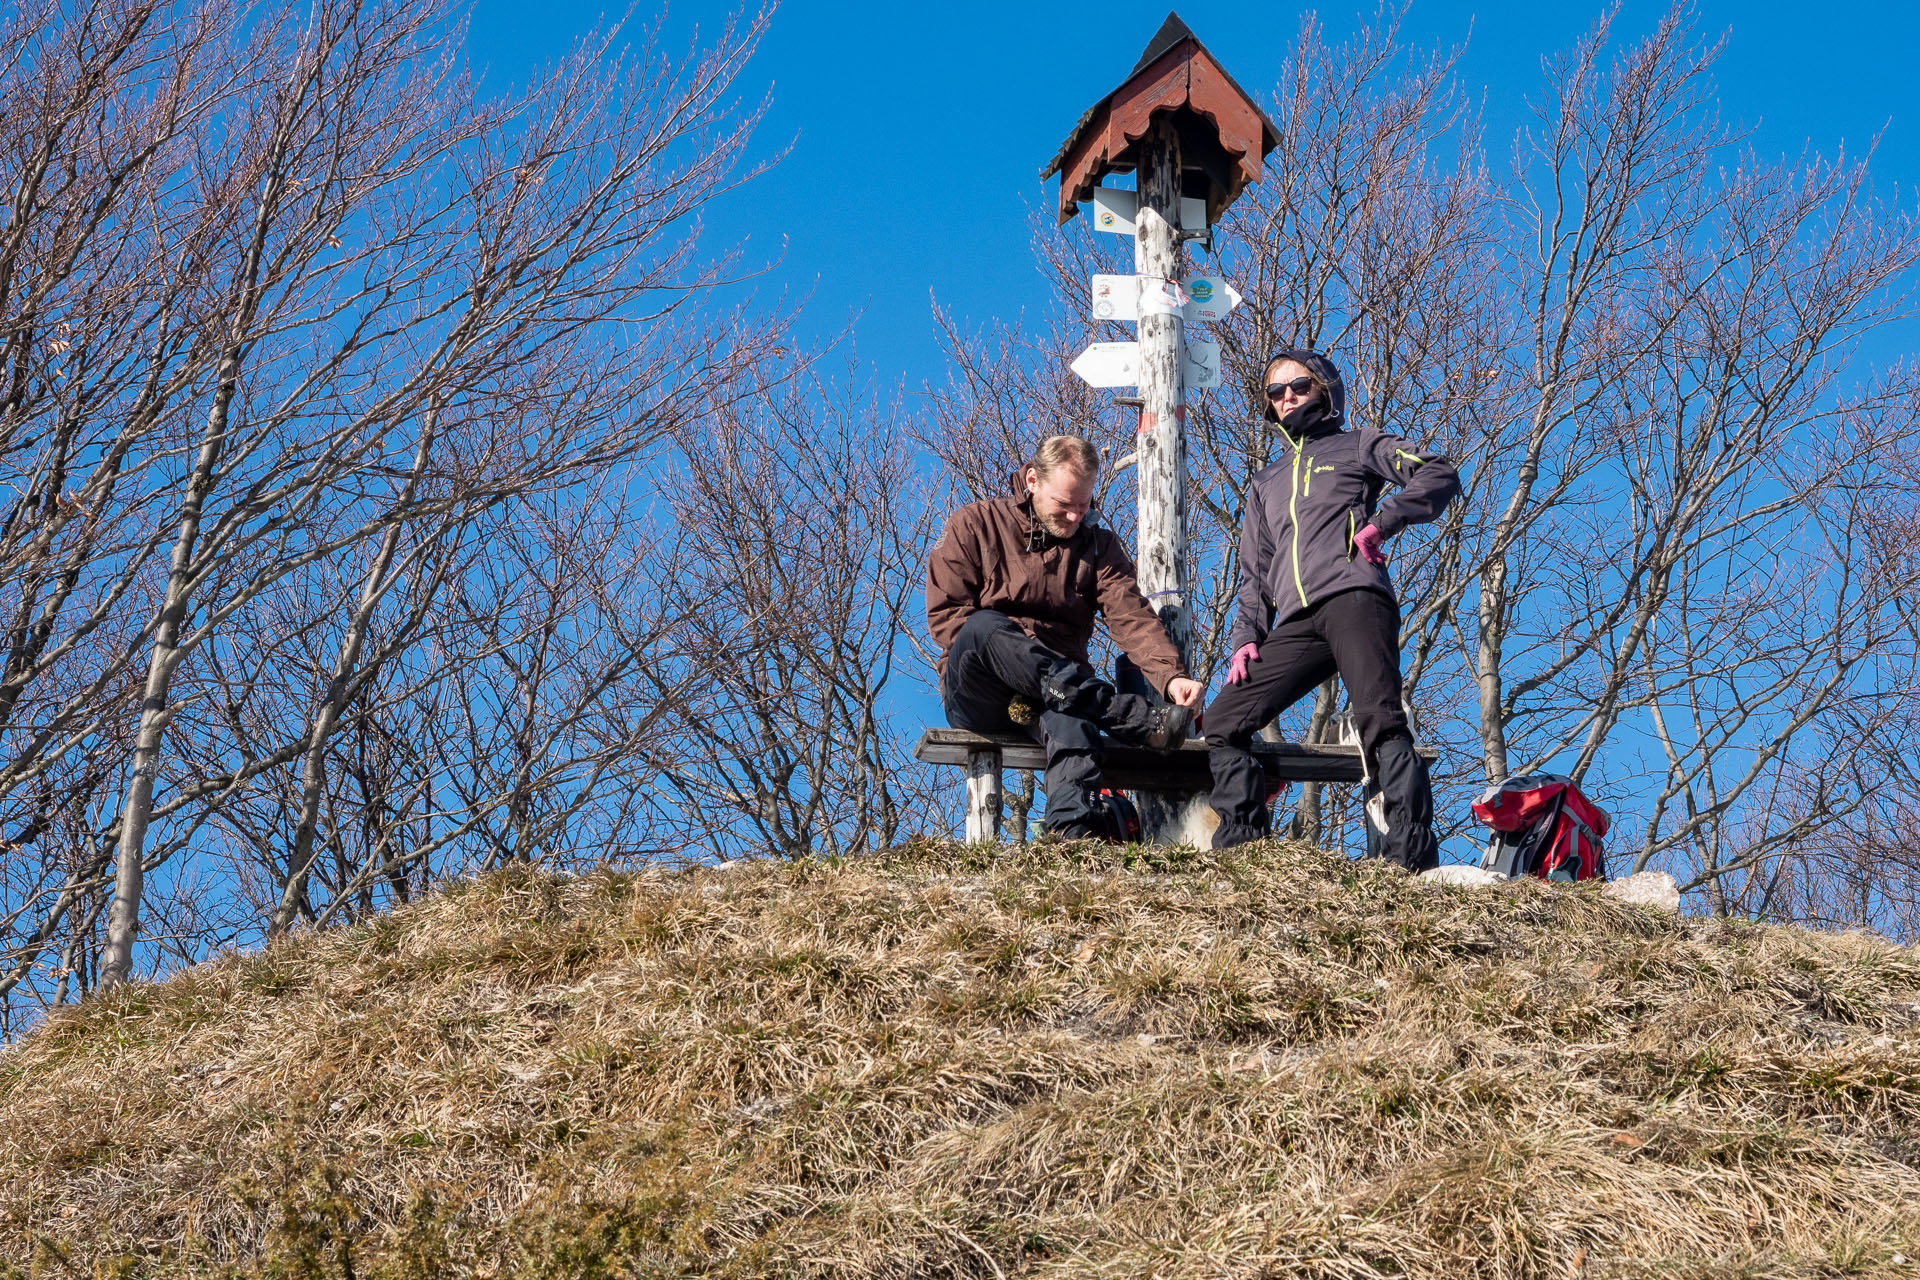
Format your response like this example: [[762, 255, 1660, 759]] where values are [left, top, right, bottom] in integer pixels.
[[965, 747, 1003, 842]]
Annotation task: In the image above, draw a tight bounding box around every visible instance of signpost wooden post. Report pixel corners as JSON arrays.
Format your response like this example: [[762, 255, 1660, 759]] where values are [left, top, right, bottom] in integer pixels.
[[1044, 12, 1278, 841], [1132, 114, 1188, 667]]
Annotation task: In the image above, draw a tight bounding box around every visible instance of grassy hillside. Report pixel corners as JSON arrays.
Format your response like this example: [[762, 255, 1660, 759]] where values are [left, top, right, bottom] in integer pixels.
[[5, 839, 1920, 1279]]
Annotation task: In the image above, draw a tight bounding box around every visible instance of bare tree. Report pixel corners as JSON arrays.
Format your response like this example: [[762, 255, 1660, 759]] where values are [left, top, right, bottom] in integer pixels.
[[650, 358, 945, 859], [0, 0, 783, 1014]]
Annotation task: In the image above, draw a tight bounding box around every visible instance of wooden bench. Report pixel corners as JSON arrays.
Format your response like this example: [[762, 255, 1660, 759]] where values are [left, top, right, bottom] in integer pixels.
[[914, 727, 1431, 841]]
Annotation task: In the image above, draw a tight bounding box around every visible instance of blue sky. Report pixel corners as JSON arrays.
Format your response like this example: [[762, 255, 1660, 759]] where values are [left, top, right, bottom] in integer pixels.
[[465, 0, 1920, 389]]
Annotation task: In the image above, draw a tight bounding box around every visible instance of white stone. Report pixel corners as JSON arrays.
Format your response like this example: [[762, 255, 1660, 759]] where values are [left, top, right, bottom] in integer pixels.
[[1604, 871, 1682, 912]]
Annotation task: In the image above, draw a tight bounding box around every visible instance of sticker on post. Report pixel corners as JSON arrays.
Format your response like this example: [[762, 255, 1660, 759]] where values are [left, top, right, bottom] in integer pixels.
[[1090, 274, 1141, 321], [1137, 278, 1188, 318], [1087, 187, 1210, 235], [1182, 276, 1242, 323], [1184, 338, 1222, 389], [1071, 341, 1139, 388]]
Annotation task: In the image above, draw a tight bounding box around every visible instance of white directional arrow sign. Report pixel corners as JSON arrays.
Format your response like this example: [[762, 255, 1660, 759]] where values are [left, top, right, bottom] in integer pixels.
[[1073, 339, 1220, 390], [1184, 338, 1222, 389], [1071, 341, 1140, 388], [1181, 276, 1242, 323]]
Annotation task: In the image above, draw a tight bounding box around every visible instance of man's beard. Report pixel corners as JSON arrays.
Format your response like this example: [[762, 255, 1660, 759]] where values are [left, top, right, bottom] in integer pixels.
[[1038, 513, 1077, 538]]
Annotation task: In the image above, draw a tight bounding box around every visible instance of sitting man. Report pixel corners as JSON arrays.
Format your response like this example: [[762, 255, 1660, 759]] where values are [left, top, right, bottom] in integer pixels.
[[927, 434, 1203, 839]]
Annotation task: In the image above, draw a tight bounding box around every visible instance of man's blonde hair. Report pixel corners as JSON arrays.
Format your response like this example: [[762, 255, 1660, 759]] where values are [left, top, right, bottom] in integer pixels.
[[1028, 434, 1099, 481]]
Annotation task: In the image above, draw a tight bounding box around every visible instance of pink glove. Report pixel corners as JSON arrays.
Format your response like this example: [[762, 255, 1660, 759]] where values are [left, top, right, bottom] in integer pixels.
[[1226, 642, 1260, 684], [1354, 523, 1389, 566]]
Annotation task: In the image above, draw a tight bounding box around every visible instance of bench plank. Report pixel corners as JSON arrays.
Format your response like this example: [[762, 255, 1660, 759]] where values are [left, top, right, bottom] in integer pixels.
[[915, 727, 1401, 791]]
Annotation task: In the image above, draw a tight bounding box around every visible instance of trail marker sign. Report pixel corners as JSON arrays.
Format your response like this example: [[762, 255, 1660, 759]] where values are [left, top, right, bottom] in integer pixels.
[[1071, 341, 1140, 388], [1093, 273, 1240, 326], [1072, 337, 1218, 389], [1089, 187, 1208, 236], [1090, 274, 1140, 321], [1182, 276, 1242, 322]]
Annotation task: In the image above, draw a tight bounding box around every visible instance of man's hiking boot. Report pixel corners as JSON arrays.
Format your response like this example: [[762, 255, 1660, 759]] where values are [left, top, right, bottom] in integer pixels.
[[1143, 702, 1193, 750]]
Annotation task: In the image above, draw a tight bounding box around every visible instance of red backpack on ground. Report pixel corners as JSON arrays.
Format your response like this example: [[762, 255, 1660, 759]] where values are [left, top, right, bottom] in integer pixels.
[[1471, 773, 1608, 881]]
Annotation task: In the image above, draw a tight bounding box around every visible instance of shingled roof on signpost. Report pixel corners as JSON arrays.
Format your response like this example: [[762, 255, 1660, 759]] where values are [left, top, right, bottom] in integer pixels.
[[1041, 12, 1280, 227]]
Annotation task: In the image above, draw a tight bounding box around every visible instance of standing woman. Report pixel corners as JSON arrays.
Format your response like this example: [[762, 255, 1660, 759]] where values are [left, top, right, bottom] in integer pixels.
[[1206, 347, 1461, 866]]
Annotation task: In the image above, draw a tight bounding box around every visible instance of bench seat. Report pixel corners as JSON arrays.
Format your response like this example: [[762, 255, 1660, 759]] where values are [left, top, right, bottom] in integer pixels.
[[914, 728, 1437, 841], [914, 727, 1374, 789]]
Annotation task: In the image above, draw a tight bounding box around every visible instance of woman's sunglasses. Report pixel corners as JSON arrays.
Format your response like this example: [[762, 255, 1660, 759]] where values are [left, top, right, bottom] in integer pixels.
[[1265, 377, 1318, 400]]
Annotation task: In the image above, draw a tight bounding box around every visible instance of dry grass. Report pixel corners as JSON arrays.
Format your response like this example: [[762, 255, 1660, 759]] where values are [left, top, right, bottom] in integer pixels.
[[4, 837, 1920, 1278]]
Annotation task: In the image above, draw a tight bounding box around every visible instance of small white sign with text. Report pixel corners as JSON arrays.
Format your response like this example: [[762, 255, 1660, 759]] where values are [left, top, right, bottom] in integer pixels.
[[1089, 274, 1140, 322]]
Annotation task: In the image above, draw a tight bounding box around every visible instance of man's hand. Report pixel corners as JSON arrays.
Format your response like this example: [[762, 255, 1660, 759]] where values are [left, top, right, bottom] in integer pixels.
[[1226, 642, 1260, 685], [1354, 524, 1389, 566], [1166, 677, 1202, 708]]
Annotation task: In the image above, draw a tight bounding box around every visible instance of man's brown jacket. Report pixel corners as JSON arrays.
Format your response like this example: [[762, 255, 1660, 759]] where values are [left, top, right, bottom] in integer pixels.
[[926, 495, 1188, 695]]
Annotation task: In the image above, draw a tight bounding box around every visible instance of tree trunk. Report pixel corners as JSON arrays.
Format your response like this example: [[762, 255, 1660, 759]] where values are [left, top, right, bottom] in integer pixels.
[[99, 360, 236, 989], [1476, 554, 1510, 782]]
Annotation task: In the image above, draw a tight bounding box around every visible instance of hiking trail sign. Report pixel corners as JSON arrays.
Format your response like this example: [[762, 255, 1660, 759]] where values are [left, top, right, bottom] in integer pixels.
[[1071, 337, 1222, 390], [1088, 187, 1209, 236], [1087, 274, 1241, 325], [1043, 10, 1277, 841], [1071, 341, 1141, 388]]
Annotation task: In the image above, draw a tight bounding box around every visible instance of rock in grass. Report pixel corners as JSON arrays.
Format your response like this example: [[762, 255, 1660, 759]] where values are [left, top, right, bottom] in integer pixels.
[[1603, 869, 1683, 912]]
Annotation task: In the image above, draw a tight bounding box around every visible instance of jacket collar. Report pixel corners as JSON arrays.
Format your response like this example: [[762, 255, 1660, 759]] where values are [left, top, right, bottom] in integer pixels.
[[1012, 493, 1095, 551], [1275, 416, 1344, 451]]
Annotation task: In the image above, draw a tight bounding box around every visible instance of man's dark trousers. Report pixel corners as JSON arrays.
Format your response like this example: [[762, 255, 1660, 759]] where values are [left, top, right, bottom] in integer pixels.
[[941, 609, 1157, 838], [1205, 588, 1437, 869]]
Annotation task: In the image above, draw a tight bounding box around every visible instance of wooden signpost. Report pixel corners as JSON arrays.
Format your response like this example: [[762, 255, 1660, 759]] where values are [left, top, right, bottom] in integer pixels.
[[1042, 12, 1278, 840]]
